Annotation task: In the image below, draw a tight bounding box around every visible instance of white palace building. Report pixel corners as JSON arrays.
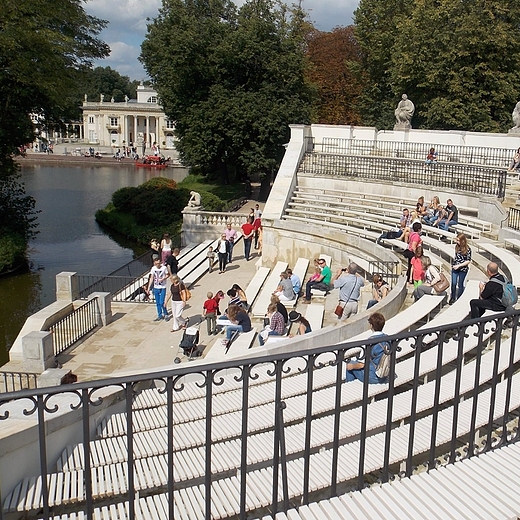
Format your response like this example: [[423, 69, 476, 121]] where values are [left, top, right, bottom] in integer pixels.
[[81, 84, 177, 150]]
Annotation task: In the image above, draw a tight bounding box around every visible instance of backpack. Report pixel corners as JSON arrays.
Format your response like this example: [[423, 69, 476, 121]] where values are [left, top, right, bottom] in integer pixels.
[[490, 278, 518, 308], [372, 341, 391, 379]]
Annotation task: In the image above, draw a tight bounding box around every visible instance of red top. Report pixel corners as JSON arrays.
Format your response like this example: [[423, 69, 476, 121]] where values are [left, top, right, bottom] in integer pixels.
[[203, 298, 219, 313], [241, 223, 254, 238]]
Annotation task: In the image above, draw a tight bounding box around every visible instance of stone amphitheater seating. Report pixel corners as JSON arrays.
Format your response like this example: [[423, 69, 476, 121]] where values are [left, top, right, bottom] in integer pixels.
[[253, 439, 520, 520], [5, 157, 520, 519], [10, 320, 516, 517], [476, 241, 520, 288]]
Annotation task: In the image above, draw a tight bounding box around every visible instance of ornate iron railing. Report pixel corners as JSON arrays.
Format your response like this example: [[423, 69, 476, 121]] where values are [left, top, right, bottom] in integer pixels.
[[46, 297, 99, 356], [1, 311, 519, 519], [300, 152, 507, 199], [308, 137, 513, 168]]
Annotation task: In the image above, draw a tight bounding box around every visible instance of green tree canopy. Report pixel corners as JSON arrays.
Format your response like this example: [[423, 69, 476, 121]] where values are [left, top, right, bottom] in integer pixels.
[[354, 0, 520, 131], [0, 0, 109, 270], [140, 0, 315, 182]]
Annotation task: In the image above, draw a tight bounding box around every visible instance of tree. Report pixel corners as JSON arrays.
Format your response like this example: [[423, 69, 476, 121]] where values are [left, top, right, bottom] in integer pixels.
[[353, 0, 413, 129], [140, 0, 315, 182], [0, 0, 109, 270], [305, 27, 363, 125], [389, 0, 520, 131], [354, 0, 520, 131]]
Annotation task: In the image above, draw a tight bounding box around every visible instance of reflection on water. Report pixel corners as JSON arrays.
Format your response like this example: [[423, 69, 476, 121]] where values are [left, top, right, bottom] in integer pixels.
[[0, 163, 188, 366]]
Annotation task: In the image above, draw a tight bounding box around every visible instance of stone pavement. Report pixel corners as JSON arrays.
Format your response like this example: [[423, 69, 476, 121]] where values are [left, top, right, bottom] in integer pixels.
[[58, 235, 265, 382]]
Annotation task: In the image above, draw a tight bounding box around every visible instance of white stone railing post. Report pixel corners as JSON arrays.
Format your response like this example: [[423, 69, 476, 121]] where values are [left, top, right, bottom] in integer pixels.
[[88, 292, 112, 326], [21, 331, 55, 372], [56, 272, 79, 301]]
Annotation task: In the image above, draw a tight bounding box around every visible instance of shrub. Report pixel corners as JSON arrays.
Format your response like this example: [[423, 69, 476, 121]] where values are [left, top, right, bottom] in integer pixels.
[[0, 233, 26, 273]]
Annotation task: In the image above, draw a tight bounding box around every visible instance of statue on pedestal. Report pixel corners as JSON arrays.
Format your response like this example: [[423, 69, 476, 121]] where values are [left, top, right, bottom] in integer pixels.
[[186, 191, 201, 209], [394, 94, 415, 130]]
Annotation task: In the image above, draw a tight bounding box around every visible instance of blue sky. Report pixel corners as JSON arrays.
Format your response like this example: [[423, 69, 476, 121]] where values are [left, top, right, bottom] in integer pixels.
[[85, 0, 358, 81]]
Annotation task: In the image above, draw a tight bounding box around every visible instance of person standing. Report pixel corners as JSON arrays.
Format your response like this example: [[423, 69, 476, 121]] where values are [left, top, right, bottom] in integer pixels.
[[216, 233, 231, 273], [449, 233, 471, 304], [160, 233, 172, 264], [224, 222, 238, 263], [332, 262, 365, 319], [253, 204, 262, 249], [165, 248, 181, 277], [469, 262, 506, 318], [165, 275, 188, 331], [402, 222, 423, 284], [203, 292, 218, 335], [206, 246, 215, 273], [241, 216, 255, 261], [148, 257, 170, 321]]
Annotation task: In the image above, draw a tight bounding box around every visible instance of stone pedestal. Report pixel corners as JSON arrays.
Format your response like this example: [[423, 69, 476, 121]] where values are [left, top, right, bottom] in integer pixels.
[[393, 122, 412, 131], [22, 331, 54, 372], [56, 272, 79, 301], [88, 292, 112, 326], [37, 368, 71, 388]]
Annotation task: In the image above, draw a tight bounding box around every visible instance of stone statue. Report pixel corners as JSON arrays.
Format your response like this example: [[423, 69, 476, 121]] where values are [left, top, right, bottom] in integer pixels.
[[510, 102, 520, 134], [394, 94, 415, 130], [100, 94, 104, 103], [110, 97, 115, 103], [84, 94, 88, 102], [124, 95, 129, 103], [186, 191, 202, 209]]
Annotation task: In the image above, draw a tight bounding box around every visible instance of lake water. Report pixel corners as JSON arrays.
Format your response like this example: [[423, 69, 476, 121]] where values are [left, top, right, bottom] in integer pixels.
[[0, 163, 188, 367]]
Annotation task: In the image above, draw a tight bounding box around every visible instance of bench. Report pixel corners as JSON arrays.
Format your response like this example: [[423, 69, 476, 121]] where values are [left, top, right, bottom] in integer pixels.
[[267, 440, 520, 520], [475, 241, 520, 287], [245, 267, 270, 309], [251, 261, 288, 317], [504, 237, 520, 254], [183, 233, 242, 287], [304, 303, 324, 331], [38, 322, 509, 515], [310, 254, 332, 297]]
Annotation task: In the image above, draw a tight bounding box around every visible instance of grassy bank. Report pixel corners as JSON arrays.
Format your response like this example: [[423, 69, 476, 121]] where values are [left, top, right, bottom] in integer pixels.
[[95, 174, 246, 245]]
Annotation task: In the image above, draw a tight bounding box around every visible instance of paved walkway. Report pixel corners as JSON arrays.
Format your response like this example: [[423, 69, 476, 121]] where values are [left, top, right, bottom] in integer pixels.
[[59, 235, 265, 382]]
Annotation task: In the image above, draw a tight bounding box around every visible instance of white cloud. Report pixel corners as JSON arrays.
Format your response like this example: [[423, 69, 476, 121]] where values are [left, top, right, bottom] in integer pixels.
[[86, 0, 359, 80]]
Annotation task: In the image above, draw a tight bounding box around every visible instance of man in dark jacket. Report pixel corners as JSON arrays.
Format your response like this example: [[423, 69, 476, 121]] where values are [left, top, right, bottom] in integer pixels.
[[470, 262, 506, 318]]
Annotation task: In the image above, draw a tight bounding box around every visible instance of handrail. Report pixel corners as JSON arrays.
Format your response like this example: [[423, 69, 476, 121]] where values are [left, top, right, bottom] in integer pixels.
[[0, 371, 38, 393], [46, 297, 99, 356], [0, 310, 518, 518]]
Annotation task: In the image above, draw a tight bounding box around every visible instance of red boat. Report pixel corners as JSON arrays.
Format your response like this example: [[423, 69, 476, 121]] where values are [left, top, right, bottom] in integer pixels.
[[135, 155, 169, 168]]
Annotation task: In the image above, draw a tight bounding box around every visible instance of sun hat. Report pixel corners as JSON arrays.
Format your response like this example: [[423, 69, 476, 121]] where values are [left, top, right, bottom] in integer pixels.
[[288, 311, 301, 322]]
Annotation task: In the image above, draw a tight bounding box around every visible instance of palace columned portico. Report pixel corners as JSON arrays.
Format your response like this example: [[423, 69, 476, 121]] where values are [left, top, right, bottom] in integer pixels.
[[81, 84, 177, 151]]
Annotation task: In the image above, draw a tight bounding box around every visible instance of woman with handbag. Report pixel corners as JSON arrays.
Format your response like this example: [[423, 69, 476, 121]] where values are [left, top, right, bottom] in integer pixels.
[[449, 233, 471, 305], [165, 275, 188, 332], [412, 256, 448, 301]]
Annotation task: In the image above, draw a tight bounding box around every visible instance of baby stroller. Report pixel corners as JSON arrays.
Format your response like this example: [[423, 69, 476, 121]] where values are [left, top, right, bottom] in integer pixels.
[[174, 317, 201, 363]]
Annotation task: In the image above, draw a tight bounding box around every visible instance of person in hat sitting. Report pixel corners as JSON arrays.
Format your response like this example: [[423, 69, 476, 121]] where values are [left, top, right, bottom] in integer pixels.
[[288, 310, 312, 336]]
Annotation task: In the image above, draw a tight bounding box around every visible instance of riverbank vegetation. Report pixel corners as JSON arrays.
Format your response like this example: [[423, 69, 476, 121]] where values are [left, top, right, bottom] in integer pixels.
[[0, 0, 109, 274], [95, 175, 246, 245]]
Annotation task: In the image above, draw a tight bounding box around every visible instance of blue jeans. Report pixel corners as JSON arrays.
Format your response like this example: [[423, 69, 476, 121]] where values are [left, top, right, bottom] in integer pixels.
[[439, 219, 458, 231], [226, 324, 243, 341], [451, 269, 467, 301], [228, 242, 235, 263], [243, 238, 252, 261], [259, 330, 281, 346], [153, 287, 167, 318]]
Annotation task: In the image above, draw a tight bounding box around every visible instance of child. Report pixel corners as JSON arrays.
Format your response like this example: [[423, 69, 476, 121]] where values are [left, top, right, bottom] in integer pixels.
[[206, 246, 215, 273], [203, 292, 219, 335], [309, 266, 321, 282], [410, 245, 425, 288]]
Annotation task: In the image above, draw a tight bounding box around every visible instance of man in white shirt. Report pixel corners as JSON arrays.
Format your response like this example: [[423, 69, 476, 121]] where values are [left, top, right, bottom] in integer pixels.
[[148, 257, 170, 321]]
